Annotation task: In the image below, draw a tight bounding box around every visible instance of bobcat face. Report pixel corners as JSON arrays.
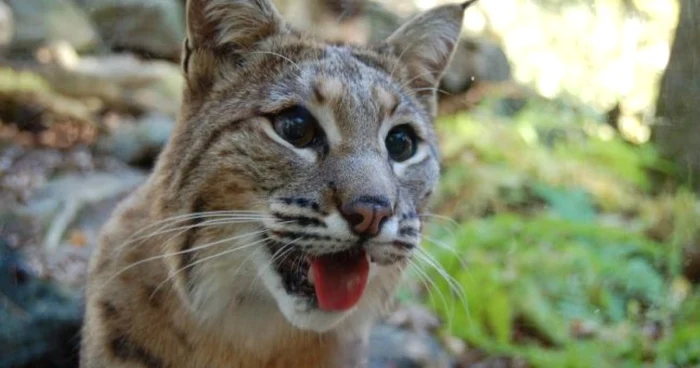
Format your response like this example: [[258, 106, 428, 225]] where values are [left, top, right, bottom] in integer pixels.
[[255, 56, 440, 329], [153, 0, 469, 333]]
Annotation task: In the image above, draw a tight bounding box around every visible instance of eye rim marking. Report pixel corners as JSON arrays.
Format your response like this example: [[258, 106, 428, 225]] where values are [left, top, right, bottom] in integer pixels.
[[261, 123, 318, 163]]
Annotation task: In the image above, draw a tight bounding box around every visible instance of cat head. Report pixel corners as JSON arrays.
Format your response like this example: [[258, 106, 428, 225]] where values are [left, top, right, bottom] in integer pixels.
[[153, 0, 471, 333]]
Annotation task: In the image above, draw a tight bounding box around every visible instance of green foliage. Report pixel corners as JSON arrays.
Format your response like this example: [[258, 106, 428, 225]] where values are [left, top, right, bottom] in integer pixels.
[[657, 292, 700, 367], [416, 102, 699, 367], [434, 101, 674, 218]]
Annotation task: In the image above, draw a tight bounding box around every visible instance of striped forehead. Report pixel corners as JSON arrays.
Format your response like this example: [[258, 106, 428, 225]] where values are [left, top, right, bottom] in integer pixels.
[[309, 49, 405, 145], [249, 43, 422, 149], [313, 77, 399, 147]]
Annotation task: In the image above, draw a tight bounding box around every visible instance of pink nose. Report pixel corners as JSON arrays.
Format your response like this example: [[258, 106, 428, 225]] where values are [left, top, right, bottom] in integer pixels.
[[341, 198, 393, 236]]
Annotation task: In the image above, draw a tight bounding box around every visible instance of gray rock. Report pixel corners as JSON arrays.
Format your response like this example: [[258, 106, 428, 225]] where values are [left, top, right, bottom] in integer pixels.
[[79, 0, 185, 60], [5, 0, 99, 52], [386, 304, 442, 333], [369, 324, 453, 368], [96, 112, 174, 164], [35, 43, 184, 118], [0, 238, 83, 368], [18, 170, 146, 252]]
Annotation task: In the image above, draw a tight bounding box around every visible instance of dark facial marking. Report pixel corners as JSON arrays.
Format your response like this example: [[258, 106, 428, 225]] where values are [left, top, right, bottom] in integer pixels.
[[398, 227, 418, 237], [393, 240, 415, 250], [400, 211, 418, 220], [100, 301, 119, 320], [144, 285, 164, 309], [272, 212, 326, 227], [277, 197, 326, 215], [270, 230, 340, 243], [109, 332, 164, 368]]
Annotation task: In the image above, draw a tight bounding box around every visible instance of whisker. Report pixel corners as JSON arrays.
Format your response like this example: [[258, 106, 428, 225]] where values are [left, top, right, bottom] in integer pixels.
[[250, 51, 301, 71], [127, 210, 268, 234], [413, 248, 471, 324], [408, 259, 454, 332], [122, 216, 274, 250], [412, 87, 453, 96], [255, 237, 305, 282], [419, 213, 460, 229], [239, 236, 305, 297], [100, 227, 275, 290], [122, 211, 271, 248], [150, 236, 271, 300], [414, 248, 465, 300], [420, 234, 470, 274], [419, 214, 461, 254]]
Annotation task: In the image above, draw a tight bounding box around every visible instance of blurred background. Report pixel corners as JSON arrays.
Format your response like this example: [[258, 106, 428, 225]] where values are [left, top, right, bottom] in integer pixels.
[[0, 0, 698, 367]]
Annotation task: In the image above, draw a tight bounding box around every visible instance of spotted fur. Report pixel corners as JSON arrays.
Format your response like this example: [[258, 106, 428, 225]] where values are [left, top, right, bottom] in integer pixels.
[[80, 0, 470, 366]]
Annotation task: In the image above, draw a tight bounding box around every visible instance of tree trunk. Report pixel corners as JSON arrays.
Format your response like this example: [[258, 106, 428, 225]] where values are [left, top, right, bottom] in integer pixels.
[[653, 0, 700, 186]]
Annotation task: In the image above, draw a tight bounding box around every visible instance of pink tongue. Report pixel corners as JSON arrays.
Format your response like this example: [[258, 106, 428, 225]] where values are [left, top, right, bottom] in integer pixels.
[[310, 250, 370, 311]]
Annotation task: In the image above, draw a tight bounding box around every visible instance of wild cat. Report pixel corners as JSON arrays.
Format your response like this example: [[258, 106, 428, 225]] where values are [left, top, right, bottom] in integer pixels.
[[80, 0, 473, 366]]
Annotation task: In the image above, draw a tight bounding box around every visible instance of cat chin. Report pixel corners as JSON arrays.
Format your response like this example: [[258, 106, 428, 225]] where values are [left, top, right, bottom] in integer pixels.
[[257, 261, 352, 332], [255, 253, 387, 333], [281, 303, 352, 333], [272, 290, 378, 335]]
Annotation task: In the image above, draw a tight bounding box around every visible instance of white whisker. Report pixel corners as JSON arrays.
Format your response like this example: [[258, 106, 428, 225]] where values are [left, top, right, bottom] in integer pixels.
[[100, 227, 277, 290], [121, 211, 271, 249], [413, 248, 471, 324], [419, 213, 460, 229], [151, 236, 271, 300], [123, 216, 272, 249], [408, 259, 454, 332], [254, 237, 305, 283], [250, 51, 301, 71]]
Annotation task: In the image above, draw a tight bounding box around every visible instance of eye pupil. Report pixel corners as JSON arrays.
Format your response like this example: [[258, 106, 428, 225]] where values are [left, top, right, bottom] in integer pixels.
[[386, 125, 418, 162], [283, 117, 309, 141], [273, 106, 317, 147]]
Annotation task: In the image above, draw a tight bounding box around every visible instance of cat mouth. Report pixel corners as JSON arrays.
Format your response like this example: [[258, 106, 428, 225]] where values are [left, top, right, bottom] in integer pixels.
[[265, 241, 370, 312]]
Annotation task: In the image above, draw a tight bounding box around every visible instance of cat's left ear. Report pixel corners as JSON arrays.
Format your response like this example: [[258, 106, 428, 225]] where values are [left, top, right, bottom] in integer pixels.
[[185, 0, 287, 51], [380, 1, 475, 116], [182, 0, 290, 95]]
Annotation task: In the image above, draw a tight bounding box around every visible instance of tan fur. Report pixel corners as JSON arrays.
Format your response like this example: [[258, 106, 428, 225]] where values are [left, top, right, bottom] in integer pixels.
[[80, 0, 470, 367]]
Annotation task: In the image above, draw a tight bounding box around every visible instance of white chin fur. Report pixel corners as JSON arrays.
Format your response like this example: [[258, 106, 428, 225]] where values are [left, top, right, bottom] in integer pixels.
[[254, 251, 387, 333], [253, 250, 349, 332]]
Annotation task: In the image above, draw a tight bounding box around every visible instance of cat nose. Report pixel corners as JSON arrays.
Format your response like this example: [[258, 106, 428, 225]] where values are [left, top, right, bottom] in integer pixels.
[[340, 196, 393, 237]]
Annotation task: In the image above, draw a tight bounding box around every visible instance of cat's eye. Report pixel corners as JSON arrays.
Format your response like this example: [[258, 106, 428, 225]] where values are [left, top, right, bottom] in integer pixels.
[[272, 106, 318, 148], [385, 125, 418, 162]]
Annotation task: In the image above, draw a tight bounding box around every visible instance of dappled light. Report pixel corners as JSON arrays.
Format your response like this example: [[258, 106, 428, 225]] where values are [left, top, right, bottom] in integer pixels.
[[1, 0, 698, 367]]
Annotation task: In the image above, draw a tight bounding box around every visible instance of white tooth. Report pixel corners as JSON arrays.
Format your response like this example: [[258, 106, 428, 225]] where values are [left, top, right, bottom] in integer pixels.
[[308, 268, 315, 285]]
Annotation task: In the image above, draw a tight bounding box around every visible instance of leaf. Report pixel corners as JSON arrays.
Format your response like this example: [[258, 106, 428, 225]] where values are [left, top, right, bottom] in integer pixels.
[[531, 182, 596, 223]]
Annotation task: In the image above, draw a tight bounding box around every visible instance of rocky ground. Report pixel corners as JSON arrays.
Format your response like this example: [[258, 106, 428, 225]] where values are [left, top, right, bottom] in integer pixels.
[[0, 1, 520, 367]]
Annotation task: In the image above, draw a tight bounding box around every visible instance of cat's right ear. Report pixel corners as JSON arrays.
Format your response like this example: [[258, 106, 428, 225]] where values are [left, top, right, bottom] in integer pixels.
[[182, 0, 288, 89]]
